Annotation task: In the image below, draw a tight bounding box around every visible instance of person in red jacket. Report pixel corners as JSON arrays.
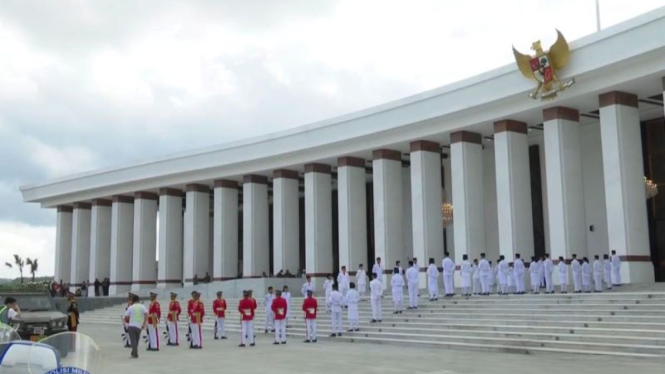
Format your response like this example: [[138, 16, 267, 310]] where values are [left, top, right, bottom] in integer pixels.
[[238, 290, 256, 347], [271, 290, 288, 345], [167, 292, 181, 346], [147, 292, 161, 351], [302, 290, 318, 343], [212, 291, 227, 340], [186, 291, 196, 347], [189, 291, 205, 349]]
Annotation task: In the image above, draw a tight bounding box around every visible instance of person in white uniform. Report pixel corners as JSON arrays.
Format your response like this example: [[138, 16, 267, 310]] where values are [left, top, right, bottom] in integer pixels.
[[372, 257, 383, 283], [611, 250, 622, 286], [337, 266, 351, 299], [571, 254, 582, 293], [507, 265, 516, 294], [460, 255, 472, 297], [558, 256, 568, 293], [396, 260, 404, 275], [329, 285, 343, 337], [301, 275, 314, 297], [479, 254, 492, 296], [491, 261, 497, 294], [264, 287, 275, 334], [472, 259, 481, 295], [543, 253, 554, 294], [412, 258, 420, 298], [426, 258, 440, 301], [537, 256, 545, 292], [355, 264, 367, 300], [391, 267, 405, 313], [442, 252, 455, 297], [529, 256, 541, 294], [345, 283, 360, 331], [498, 255, 508, 295], [603, 254, 613, 290], [582, 257, 592, 293], [282, 286, 292, 327], [593, 255, 604, 292], [514, 254, 525, 295], [369, 273, 384, 322], [406, 260, 419, 309], [323, 274, 334, 312]]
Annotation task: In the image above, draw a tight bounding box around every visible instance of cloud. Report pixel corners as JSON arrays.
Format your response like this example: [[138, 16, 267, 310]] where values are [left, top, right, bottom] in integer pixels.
[[0, 221, 55, 279]]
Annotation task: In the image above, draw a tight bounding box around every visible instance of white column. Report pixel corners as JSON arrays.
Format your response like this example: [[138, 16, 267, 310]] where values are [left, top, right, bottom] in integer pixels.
[[410, 140, 443, 281], [89, 199, 112, 283], [109, 196, 134, 295], [402, 163, 413, 259], [131, 192, 158, 291], [443, 155, 454, 256], [54, 206, 73, 283], [372, 150, 404, 284], [599, 91, 653, 283], [543, 107, 587, 260], [494, 120, 534, 260], [157, 189, 183, 288], [272, 170, 300, 276], [338, 157, 368, 272], [451, 131, 485, 263], [184, 184, 211, 285], [243, 175, 269, 277], [213, 180, 238, 280], [305, 163, 333, 288], [70, 202, 91, 290]]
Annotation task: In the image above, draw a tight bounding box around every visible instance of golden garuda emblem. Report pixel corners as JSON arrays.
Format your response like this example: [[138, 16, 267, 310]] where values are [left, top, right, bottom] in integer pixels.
[[513, 30, 575, 101]]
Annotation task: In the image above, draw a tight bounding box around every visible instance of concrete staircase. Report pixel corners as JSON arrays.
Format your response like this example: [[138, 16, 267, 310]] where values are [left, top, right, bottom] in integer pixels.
[[80, 291, 665, 358]]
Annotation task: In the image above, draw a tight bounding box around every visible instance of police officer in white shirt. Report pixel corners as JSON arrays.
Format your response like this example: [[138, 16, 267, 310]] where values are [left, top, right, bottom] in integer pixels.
[[442, 252, 456, 297], [369, 273, 384, 322], [406, 261, 419, 309], [372, 257, 383, 282]]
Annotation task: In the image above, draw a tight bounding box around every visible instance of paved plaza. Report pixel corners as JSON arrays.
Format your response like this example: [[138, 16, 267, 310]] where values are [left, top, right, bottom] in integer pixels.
[[81, 324, 664, 374]]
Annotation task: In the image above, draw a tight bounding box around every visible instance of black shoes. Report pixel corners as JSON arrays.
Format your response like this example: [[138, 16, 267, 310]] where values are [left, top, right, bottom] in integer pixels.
[[250, 343, 255, 347], [330, 333, 337, 337], [239, 344, 245, 347], [273, 341, 280, 345], [370, 319, 377, 323]]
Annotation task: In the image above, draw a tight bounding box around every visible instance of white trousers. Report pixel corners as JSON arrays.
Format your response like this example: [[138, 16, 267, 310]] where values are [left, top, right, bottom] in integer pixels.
[[358, 284, 366, 299], [408, 283, 418, 308], [331, 311, 342, 333], [274, 319, 286, 342], [515, 274, 525, 293], [573, 273, 582, 292], [443, 274, 454, 295], [611, 269, 621, 285], [371, 297, 382, 320], [147, 324, 159, 350], [604, 271, 612, 289], [594, 274, 603, 292], [427, 278, 439, 299], [190, 323, 202, 348], [264, 310, 274, 331], [545, 273, 554, 293], [393, 296, 403, 311], [215, 317, 225, 338], [473, 278, 481, 294], [167, 321, 178, 344], [305, 319, 317, 341], [480, 275, 491, 294], [559, 278, 567, 293], [241, 320, 254, 345]]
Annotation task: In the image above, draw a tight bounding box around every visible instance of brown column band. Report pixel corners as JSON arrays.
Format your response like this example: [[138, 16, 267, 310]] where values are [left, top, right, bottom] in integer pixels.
[[73, 202, 92, 210], [135, 191, 159, 201], [243, 174, 268, 184], [494, 120, 528, 134], [57, 206, 73, 213], [113, 195, 134, 204], [304, 163, 331, 174], [450, 131, 482, 145], [372, 149, 401, 161], [338, 156, 365, 168], [214, 179, 239, 189], [186, 183, 210, 193], [543, 107, 579, 122], [92, 199, 112, 207], [410, 140, 440, 153], [159, 188, 184, 197], [273, 169, 299, 179], [599, 91, 638, 108]]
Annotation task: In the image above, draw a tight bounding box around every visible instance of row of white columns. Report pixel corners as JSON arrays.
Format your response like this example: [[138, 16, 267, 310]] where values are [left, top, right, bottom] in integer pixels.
[[52, 90, 656, 291]]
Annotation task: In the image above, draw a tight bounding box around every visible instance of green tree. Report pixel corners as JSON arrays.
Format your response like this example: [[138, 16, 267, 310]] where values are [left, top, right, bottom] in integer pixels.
[[26, 258, 39, 282], [13, 254, 25, 284]]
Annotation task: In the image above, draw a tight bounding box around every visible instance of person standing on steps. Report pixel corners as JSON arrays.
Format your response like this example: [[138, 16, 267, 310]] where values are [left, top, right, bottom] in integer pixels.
[[442, 252, 455, 297], [369, 272, 384, 323], [167, 292, 181, 346], [611, 250, 622, 287], [406, 260, 419, 309], [282, 286, 292, 327], [426, 258, 439, 301], [372, 257, 383, 283], [412, 258, 420, 298], [213, 291, 227, 340], [544, 253, 554, 294], [329, 285, 343, 337], [461, 255, 472, 297], [498, 255, 508, 295], [593, 255, 604, 293], [124, 293, 147, 359], [264, 287, 275, 334], [391, 267, 405, 314], [514, 254, 525, 295], [571, 254, 582, 293], [301, 275, 314, 297], [323, 274, 334, 312], [271, 290, 288, 345], [302, 290, 318, 343], [479, 254, 492, 296], [582, 257, 592, 293], [603, 254, 613, 291], [238, 290, 256, 347], [507, 265, 516, 294], [337, 266, 351, 299], [558, 256, 568, 293], [355, 265, 367, 301], [529, 257, 540, 294], [147, 292, 161, 351], [472, 259, 481, 295], [345, 282, 360, 331]]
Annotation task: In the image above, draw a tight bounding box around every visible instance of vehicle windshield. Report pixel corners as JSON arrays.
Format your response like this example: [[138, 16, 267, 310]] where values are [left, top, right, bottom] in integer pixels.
[[0, 295, 54, 312]]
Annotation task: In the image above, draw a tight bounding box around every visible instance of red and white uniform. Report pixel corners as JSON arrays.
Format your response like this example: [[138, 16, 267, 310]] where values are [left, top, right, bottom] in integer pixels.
[[167, 300, 181, 345], [212, 298, 227, 339], [271, 296, 288, 343], [238, 298, 256, 345], [302, 297, 318, 341], [189, 301, 205, 348], [147, 301, 161, 350]]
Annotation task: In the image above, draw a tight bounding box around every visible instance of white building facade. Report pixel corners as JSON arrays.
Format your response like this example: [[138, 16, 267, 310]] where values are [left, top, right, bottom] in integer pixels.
[[21, 9, 665, 292]]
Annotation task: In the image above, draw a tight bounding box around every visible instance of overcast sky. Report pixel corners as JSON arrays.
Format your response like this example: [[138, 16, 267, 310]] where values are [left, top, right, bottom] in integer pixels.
[[1, 0, 664, 279]]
